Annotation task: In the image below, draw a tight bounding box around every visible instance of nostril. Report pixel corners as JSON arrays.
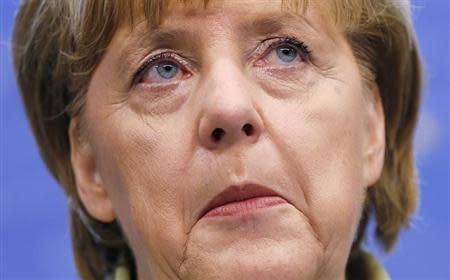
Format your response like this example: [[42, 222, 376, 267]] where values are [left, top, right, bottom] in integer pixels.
[[242, 123, 254, 136], [211, 128, 225, 142]]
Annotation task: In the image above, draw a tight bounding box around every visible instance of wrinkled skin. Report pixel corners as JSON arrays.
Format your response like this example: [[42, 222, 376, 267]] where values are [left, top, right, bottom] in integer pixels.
[[69, 1, 385, 279]]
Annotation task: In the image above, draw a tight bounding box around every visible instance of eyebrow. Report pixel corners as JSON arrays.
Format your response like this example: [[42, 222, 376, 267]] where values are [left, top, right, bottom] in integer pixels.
[[238, 12, 313, 39], [147, 28, 201, 50]]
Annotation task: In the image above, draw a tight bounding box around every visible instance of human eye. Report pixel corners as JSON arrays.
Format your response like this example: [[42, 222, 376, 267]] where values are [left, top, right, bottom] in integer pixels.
[[254, 37, 311, 68], [132, 52, 191, 86]]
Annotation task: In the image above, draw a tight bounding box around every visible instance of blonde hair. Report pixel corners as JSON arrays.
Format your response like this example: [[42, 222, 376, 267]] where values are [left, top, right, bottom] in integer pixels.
[[12, 0, 421, 279]]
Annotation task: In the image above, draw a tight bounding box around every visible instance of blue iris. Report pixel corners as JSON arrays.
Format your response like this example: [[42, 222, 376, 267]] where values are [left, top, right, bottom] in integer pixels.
[[156, 62, 178, 79], [276, 46, 298, 63]]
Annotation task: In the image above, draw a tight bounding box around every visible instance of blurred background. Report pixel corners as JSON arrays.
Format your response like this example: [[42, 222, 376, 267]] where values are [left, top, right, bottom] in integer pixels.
[[1, 0, 449, 279]]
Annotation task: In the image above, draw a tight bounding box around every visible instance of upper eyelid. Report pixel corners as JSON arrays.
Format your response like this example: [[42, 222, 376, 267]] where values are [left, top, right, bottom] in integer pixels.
[[255, 37, 311, 58], [240, 36, 310, 67]]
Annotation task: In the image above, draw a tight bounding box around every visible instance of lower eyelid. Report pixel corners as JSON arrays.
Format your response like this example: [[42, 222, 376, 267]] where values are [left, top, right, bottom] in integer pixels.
[[139, 71, 193, 88], [264, 64, 307, 73], [137, 80, 181, 90], [255, 54, 305, 68], [253, 63, 310, 81]]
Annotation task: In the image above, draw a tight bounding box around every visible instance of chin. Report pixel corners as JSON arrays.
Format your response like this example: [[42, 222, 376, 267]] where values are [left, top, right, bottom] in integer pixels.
[[180, 240, 322, 280], [179, 206, 325, 280]]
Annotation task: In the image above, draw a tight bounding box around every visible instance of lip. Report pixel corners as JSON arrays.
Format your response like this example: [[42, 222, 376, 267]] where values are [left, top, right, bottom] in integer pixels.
[[199, 184, 288, 219]]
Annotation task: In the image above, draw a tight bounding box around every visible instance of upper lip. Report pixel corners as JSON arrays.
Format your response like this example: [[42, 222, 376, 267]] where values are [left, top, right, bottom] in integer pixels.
[[198, 183, 285, 219]]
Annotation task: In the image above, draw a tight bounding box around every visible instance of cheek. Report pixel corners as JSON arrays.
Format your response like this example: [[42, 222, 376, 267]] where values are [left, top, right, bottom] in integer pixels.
[[266, 81, 368, 248], [86, 103, 194, 267]]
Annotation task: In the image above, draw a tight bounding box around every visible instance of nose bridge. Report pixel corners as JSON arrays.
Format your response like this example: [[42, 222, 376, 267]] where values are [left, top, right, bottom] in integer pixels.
[[206, 59, 253, 114], [198, 58, 263, 150]]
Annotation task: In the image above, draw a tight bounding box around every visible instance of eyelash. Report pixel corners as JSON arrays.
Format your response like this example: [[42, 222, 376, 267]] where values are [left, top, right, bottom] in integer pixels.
[[262, 36, 311, 60], [132, 36, 311, 86]]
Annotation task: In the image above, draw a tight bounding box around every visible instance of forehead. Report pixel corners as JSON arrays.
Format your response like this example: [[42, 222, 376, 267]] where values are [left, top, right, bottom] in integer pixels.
[[114, 0, 336, 46], [117, 0, 327, 29]]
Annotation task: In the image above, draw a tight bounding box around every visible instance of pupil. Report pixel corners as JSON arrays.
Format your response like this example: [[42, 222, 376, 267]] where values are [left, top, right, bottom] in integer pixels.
[[277, 46, 297, 63], [157, 62, 178, 79]]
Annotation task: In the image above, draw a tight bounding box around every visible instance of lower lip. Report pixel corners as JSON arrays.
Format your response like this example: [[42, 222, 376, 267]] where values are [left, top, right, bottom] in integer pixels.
[[203, 196, 288, 218]]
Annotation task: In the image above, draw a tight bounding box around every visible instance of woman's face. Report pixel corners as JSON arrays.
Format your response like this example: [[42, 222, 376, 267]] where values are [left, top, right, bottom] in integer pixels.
[[70, 1, 385, 279]]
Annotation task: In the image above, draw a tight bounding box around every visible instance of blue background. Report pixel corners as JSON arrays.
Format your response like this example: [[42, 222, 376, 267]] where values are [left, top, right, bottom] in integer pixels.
[[1, 0, 449, 279]]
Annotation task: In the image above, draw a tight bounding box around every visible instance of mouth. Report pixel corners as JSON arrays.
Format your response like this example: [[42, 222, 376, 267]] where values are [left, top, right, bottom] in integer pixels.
[[199, 184, 289, 219]]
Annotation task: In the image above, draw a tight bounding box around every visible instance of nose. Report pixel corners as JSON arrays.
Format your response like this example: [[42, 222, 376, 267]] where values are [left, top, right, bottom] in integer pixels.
[[198, 62, 263, 150]]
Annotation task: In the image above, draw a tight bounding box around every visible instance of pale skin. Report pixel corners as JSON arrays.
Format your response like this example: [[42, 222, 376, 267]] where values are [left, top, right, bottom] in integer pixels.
[[69, 1, 386, 279]]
